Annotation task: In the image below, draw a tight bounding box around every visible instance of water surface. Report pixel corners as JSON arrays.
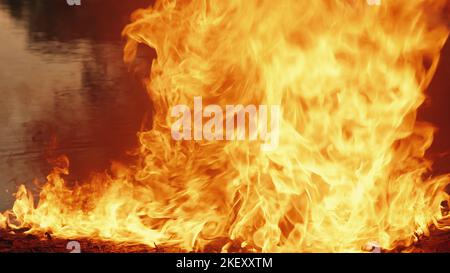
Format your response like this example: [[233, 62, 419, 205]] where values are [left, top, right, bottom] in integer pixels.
[[0, 0, 154, 210]]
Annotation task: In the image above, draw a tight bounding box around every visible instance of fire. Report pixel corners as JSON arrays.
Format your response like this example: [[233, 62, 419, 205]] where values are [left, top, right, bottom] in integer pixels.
[[1, 0, 450, 252]]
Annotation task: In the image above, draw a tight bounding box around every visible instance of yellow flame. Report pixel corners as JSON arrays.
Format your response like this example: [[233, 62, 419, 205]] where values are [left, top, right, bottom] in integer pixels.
[[1, 0, 450, 252]]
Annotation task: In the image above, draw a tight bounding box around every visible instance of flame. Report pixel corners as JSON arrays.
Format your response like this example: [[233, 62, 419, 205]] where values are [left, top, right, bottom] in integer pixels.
[[1, 0, 450, 252]]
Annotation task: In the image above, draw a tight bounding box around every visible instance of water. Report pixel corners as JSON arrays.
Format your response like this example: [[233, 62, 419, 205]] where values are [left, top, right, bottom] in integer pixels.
[[0, 0, 154, 210], [0, 0, 449, 211]]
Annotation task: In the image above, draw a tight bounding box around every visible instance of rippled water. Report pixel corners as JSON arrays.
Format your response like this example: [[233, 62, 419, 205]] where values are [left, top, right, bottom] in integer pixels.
[[0, 0, 154, 210]]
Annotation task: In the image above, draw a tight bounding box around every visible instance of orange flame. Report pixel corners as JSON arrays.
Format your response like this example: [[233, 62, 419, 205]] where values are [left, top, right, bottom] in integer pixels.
[[1, 0, 450, 252]]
